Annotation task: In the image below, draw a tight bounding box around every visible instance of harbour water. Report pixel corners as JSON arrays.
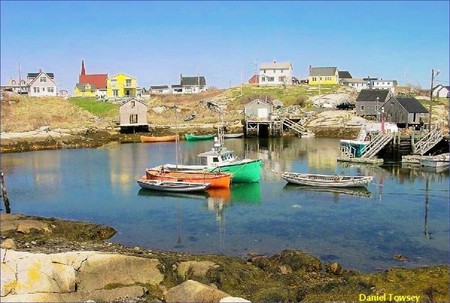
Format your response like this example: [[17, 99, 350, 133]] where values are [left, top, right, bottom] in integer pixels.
[[1, 137, 448, 272]]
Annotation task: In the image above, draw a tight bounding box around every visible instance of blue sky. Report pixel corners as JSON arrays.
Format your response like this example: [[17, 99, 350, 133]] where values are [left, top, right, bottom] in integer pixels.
[[1, 1, 449, 91]]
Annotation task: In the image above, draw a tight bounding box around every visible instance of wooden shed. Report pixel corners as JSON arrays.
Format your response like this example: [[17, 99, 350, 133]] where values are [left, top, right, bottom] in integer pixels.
[[355, 89, 392, 118], [119, 99, 149, 132], [244, 99, 273, 120], [383, 97, 429, 128]]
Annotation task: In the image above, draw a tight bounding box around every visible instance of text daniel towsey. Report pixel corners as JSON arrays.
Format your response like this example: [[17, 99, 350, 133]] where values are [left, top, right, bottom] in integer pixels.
[[359, 293, 421, 302]]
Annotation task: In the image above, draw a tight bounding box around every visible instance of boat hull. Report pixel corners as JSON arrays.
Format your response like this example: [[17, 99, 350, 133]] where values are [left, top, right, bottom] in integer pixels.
[[137, 178, 210, 192], [209, 159, 262, 183], [282, 172, 373, 188], [420, 153, 449, 168], [145, 169, 231, 189], [140, 135, 178, 143], [184, 134, 215, 141]]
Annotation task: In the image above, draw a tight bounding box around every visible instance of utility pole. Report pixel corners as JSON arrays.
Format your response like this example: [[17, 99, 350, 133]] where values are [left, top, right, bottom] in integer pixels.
[[428, 69, 440, 132]]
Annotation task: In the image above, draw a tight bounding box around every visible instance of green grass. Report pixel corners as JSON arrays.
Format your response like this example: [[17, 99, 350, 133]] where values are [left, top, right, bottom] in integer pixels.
[[228, 84, 341, 107], [67, 97, 118, 117]]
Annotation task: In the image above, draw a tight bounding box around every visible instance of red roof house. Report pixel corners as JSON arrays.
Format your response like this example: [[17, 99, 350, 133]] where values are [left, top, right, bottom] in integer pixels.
[[78, 60, 108, 89]]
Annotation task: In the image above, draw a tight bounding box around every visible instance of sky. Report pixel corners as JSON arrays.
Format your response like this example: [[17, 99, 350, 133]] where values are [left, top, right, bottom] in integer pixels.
[[1, 1, 449, 91]]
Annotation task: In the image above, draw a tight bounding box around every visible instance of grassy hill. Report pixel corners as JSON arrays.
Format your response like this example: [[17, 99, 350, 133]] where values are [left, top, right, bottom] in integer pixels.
[[1, 84, 447, 132]]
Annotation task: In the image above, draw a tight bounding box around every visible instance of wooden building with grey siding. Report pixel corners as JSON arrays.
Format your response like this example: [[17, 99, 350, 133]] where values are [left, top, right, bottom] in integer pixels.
[[119, 99, 149, 132], [355, 89, 392, 118], [244, 99, 282, 137], [383, 97, 429, 128]]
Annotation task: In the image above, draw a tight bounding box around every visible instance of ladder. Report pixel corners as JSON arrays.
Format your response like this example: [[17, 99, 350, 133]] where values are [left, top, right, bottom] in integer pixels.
[[413, 129, 444, 155], [360, 132, 394, 158]]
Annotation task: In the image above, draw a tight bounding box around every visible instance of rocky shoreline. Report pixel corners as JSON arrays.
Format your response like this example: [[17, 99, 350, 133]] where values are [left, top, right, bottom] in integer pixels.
[[1, 213, 448, 303], [0, 123, 360, 154]]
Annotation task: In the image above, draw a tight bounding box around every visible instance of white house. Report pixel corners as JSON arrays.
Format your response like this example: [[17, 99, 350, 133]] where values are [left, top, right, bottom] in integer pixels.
[[259, 61, 293, 86], [372, 79, 397, 93], [28, 70, 57, 97], [341, 78, 369, 92], [433, 84, 450, 98]]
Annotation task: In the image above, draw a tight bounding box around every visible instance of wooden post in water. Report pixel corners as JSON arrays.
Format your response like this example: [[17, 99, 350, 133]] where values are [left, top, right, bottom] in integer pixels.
[[1, 171, 11, 213]]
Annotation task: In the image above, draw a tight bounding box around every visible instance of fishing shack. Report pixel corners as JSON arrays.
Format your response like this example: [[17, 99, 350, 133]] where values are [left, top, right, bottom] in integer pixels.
[[119, 98, 149, 133], [244, 99, 282, 137]]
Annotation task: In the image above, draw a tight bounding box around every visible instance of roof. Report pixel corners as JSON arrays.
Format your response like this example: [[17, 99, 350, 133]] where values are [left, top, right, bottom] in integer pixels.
[[338, 71, 352, 79], [150, 85, 169, 89], [342, 78, 367, 84], [309, 67, 337, 77], [119, 98, 147, 108], [28, 72, 54, 79], [181, 76, 206, 86], [396, 97, 429, 113], [79, 74, 108, 89], [260, 61, 292, 70], [172, 84, 182, 88], [356, 89, 390, 102], [75, 83, 97, 91], [28, 71, 56, 86]]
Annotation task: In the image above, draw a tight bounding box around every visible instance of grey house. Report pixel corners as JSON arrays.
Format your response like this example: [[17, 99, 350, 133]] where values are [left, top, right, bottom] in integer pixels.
[[180, 74, 206, 93], [383, 97, 429, 127], [355, 89, 392, 118], [119, 99, 148, 132], [244, 99, 273, 120]]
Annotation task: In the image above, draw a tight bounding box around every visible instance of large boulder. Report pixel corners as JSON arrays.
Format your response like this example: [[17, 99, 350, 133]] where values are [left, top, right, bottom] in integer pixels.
[[177, 260, 219, 279], [165, 280, 229, 303]]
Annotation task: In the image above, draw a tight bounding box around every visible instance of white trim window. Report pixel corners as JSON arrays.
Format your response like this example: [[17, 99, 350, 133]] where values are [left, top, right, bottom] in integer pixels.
[[40, 77, 47, 82]]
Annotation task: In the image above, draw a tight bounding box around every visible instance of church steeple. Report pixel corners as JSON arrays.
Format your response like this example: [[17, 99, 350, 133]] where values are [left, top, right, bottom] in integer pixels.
[[81, 60, 86, 75]]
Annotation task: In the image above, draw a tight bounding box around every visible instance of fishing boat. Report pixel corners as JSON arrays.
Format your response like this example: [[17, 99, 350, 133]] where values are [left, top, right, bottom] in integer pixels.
[[282, 172, 373, 188], [137, 178, 210, 192], [184, 133, 215, 141], [140, 135, 178, 143], [144, 168, 231, 189], [420, 153, 449, 168], [158, 131, 262, 183]]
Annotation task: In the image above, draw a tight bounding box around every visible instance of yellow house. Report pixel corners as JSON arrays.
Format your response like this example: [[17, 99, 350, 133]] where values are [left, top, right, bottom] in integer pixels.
[[107, 73, 137, 97], [308, 67, 339, 85], [73, 83, 97, 97]]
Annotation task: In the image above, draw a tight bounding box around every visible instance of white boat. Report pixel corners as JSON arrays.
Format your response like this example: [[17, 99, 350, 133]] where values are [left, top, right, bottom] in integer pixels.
[[223, 133, 244, 139], [420, 153, 449, 168], [137, 178, 210, 192], [282, 172, 373, 188]]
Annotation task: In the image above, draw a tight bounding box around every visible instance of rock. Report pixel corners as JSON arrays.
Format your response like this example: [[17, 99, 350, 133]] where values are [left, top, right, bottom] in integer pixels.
[[1, 238, 17, 249], [16, 220, 51, 234], [220, 296, 251, 302], [177, 260, 218, 279], [165, 280, 229, 303], [329, 262, 342, 275], [152, 106, 166, 114], [77, 253, 163, 291]]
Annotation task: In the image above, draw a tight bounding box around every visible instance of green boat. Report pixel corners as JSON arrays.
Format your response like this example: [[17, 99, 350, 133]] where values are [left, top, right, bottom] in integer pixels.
[[184, 133, 215, 141], [158, 135, 262, 183]]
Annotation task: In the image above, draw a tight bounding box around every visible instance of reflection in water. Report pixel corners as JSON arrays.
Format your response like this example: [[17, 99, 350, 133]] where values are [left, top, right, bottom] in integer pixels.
[[283, 183, 372, 198]]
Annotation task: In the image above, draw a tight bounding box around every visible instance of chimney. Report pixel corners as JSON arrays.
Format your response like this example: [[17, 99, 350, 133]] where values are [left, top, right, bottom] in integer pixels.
[[81, 60, 86, 75], [180, 73, 182, 84]]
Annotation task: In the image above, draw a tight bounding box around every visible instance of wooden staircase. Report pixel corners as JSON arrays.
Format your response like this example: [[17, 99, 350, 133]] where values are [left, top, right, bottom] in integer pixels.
[[360, 132, 394, 158], [283, 118, 311, 136], [412, 129, 444, 155]]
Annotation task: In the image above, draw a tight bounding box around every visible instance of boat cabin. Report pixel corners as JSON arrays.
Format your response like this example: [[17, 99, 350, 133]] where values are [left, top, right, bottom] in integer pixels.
[[197, 138, 238, 166]]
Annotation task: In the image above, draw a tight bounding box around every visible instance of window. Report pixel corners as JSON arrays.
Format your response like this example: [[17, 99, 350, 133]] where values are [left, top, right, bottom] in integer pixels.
[[48, 87, 54, 92], [42, 87, 46, 91], [361, 105, 365, 111], [312, 77, 317, 81], [129, 114, 138, 124], [110, 79, 117, 88], [34, 87, 40, 93], [11, 80, 16, 84], [126, 79, 132, 87], [40, 77, 46, 82], [113, 89, 118, 97], [131, 101, 135, 108], [279, 76, 286, 82], [213, 157, 219, 163], [268, 77, 274, 82], [261, 77, 266, 82]]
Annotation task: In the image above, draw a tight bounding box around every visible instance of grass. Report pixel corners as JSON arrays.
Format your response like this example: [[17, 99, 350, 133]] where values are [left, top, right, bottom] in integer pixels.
[[67, 97, 118, 118]]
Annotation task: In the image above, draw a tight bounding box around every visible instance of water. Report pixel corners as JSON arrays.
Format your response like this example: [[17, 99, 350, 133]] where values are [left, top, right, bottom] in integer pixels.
[[1, 137, 449, 272]]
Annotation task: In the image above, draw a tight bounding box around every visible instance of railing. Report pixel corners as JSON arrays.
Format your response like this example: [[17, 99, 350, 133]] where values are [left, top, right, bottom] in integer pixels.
[[413, 129, 444, 155], [283, 118, 307, 135], [360, 132, 394, 158]]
